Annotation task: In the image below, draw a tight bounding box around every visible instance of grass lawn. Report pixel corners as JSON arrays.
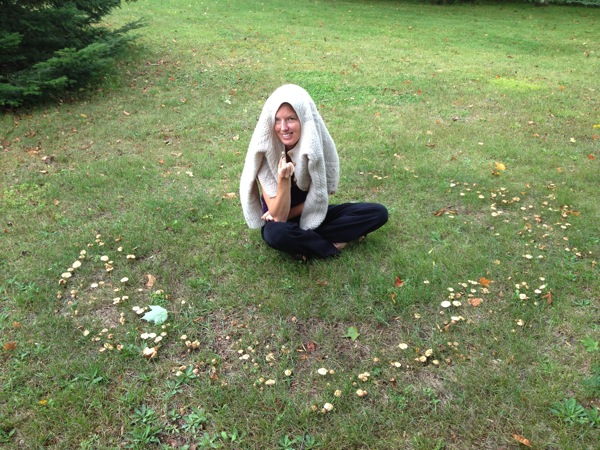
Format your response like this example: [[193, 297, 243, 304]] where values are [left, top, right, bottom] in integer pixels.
[[1, 0, 599, 448]]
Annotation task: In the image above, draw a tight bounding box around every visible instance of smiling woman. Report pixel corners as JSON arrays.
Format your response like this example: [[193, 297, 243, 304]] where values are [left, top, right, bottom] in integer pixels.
[[239, 84, 388, 260]]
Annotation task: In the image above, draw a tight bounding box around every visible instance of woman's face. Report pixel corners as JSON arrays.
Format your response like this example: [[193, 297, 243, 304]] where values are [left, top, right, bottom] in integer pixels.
[[274, 103, 301, 150]]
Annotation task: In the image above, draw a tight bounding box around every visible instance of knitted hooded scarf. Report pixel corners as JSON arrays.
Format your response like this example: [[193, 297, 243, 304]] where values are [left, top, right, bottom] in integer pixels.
[[240, 84, 339, 230]]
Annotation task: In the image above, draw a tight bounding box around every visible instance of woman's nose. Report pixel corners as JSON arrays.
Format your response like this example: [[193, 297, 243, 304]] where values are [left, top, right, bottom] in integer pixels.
[[280, 119, 289, 130]]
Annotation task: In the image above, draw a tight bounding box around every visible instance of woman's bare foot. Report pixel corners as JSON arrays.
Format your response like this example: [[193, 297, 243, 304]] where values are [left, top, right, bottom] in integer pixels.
[[334, 242, 347, 251]]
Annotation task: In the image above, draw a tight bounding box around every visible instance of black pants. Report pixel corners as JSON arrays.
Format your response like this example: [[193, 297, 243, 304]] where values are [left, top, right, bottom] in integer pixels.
[[261, 203, 388, 259]]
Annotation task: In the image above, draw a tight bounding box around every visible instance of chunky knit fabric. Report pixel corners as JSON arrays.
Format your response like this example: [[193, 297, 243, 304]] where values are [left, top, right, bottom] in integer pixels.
[[240, 84, 339, 230]]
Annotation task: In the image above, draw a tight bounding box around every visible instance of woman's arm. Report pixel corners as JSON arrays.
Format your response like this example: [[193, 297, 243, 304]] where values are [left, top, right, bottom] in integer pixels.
[[261, 180, 304, 221], [260, 152, 296, 222]]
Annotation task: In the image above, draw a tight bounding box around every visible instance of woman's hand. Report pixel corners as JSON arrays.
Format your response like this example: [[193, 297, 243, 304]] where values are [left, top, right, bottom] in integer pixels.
[[261, 211, 274, 221], [278, 151, 295, 180]]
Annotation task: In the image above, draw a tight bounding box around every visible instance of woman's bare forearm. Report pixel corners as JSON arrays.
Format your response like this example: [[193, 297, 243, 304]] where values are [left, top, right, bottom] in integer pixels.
[[269, 177, 291, 221]]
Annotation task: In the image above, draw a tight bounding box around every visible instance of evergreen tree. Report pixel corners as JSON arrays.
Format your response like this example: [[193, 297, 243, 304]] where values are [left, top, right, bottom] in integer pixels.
[[0, 0, 142, 107]]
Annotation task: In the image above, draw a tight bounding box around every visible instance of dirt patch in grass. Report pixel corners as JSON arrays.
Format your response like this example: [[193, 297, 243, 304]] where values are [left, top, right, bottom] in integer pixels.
[[88, 304, 123, 329]]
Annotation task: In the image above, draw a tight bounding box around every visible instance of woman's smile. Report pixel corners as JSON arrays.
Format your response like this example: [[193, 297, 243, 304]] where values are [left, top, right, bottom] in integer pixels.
[[274, 103, 301, 150]]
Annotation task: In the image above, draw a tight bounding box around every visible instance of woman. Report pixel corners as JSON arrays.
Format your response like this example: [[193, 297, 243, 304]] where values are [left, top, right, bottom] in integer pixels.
[[240, 84, 387, 260]]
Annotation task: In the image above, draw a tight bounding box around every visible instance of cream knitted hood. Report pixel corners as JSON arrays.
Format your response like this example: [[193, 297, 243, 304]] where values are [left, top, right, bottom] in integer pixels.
[[240, 84, 339, 230]]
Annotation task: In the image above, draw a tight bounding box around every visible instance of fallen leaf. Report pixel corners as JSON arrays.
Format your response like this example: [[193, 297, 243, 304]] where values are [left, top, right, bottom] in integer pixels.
[[395, 276, 404, 288], [4, 341, 17, 351], [316, 280, 328, 286], [512, 434, 532, 448], [142, 305, 168, 325], [343, 326, 360, 341], [306, 341, 316, 353], [543, 291, 553, 305], [222, 192, 237, 199], [479, 277, 492, 288], [146, 274, 156, 288], [588, 154, 595, 160], [433, 206, 457, 216], [494, 161, 506, 171]]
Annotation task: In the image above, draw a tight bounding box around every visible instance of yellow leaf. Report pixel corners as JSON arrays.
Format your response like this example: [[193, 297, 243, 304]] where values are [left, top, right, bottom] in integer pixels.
[[479, 277, 492, 287], [494, 161, 506, 171], [146, 274, 156, 288], [512, 434, 532, 448]]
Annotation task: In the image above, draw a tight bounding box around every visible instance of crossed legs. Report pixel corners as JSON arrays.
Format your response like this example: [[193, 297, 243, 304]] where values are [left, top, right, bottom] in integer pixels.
[[261, 203, 388, 259]]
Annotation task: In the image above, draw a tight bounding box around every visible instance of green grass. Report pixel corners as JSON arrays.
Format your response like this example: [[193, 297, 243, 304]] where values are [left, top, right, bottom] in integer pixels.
[[1, 0, 599, 448]]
